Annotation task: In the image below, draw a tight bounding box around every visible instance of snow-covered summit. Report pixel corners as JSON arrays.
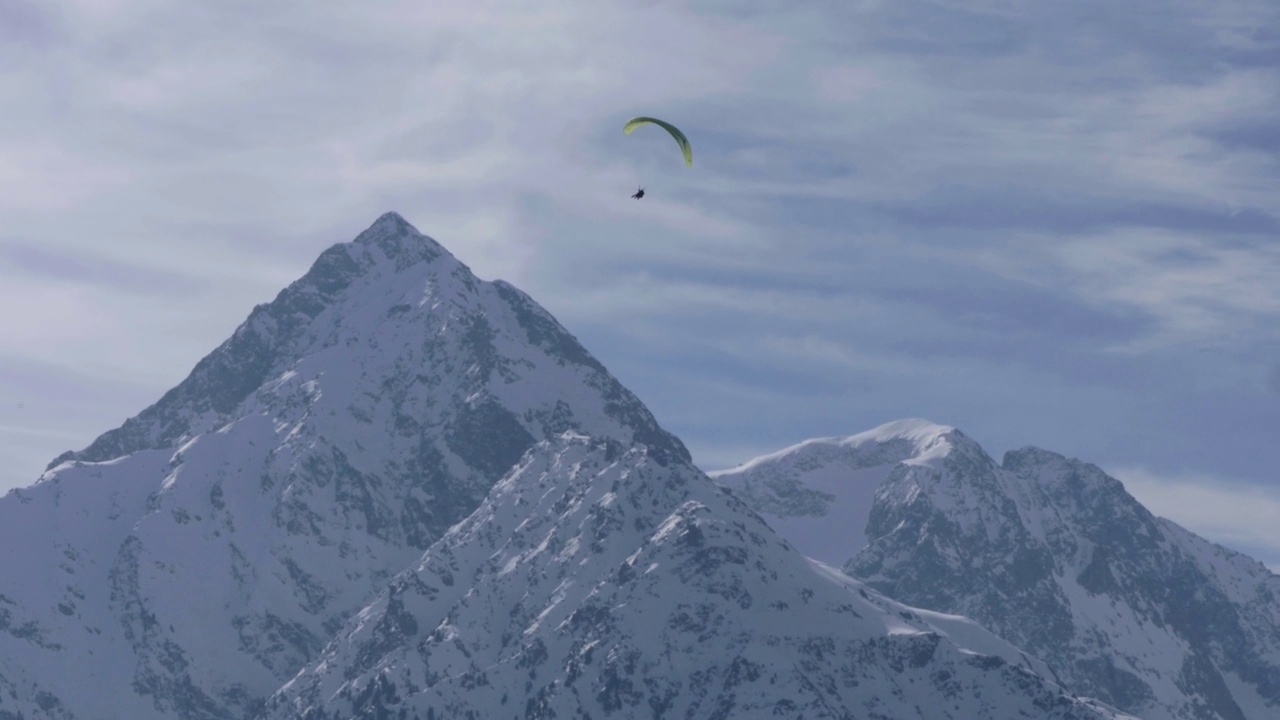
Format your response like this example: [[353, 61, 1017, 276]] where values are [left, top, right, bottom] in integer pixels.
[[49, 212, 438, 468], [843, 417, 965, 468], [709, 418, 975, 565], [716, 418, 961, 476], [48, 211, 686, 473]]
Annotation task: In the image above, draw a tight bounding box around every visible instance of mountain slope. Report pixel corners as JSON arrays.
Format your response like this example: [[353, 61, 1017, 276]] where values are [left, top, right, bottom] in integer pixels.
[[262, 433, 1132, 720], [716, 420, 1280, 720], [0, 212, 686, 720]]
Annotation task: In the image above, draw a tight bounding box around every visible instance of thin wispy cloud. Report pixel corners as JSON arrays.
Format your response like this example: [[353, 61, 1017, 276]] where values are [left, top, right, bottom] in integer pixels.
[[968, 228, 1280, 353]]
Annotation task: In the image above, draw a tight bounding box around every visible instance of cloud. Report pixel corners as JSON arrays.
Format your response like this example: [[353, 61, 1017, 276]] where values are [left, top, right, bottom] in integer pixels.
[[0, 239, 201, 296], [965, 228, 1280, 352], [3, 0, 1280, 498], [0, 0, 63, 50]]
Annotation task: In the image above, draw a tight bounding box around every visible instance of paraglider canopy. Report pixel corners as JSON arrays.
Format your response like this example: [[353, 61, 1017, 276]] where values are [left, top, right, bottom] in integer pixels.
[[623, 116, 693, 167]]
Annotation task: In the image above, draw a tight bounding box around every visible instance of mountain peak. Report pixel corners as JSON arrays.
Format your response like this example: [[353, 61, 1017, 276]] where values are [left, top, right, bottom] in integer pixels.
[[846, 418, 966, 468], [8, 214, 691, 718], [861, 417, 954, 438], [709, 418, 983, 567], [1002, 447, 1133, 507], [50, 209, 684, 494], [47, 213, 468, 469], [370, 210, 412, 231], [348, 210, 451, 267], [715, 417, 962, 478]]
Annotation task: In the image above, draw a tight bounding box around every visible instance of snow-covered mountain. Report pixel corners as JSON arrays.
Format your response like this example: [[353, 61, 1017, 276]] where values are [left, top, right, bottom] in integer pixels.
[[0, 212, 1136, 717], [0, 212, 687, 719], [715, 420, 1280, 720], [263, 432, 1130, 720], [0, 213, 1143, 720]]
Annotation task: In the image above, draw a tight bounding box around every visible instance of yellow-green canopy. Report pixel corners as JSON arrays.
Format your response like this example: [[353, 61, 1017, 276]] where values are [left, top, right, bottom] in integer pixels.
[[623, 116, 692, 167]]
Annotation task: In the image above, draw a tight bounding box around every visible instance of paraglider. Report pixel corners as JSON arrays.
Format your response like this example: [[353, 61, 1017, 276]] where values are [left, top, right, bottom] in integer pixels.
[[623, 116, 691, 198], [623, 116, 693, 167]]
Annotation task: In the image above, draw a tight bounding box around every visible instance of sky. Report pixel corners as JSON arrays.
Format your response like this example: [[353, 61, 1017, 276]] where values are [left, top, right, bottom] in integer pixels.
[[2, 0, 1278, 568]]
